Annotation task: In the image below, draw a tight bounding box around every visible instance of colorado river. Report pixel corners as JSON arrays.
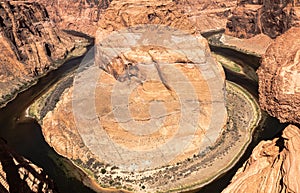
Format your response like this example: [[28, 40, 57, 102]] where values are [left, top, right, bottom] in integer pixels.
[[0, 35, 286, 193]]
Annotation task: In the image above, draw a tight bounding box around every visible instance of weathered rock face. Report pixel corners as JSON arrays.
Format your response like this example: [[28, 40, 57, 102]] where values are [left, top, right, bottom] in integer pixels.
[[226, 0, 299, 38], [222, 124, 300, 193], [175, 0, 237, 33], [0, 139, 58, 193], [0, 1, 80, 105], [258, 27, 300, 124], [32, 0, 235, 36], [30, 0, 112, 36]]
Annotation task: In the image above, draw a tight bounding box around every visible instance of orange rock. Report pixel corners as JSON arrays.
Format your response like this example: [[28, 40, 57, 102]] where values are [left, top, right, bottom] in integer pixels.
[[0, 1, 81, 106], [222, 124, 300, 193], [258, 27, 300, 125]]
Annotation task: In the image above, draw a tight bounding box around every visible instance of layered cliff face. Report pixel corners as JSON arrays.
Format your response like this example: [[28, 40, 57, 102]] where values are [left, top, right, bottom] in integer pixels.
[[226, 0, 299, 38], [32, 0, 236, 36], [0, 139, 58, 193], [258, 27, 300, 125], [30, 0, 112, 36], [222, 124, 300, 193], [0, 1, 82, 106]]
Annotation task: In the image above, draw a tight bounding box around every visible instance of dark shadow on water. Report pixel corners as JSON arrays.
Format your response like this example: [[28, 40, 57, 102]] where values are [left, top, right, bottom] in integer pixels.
[[0, 44, 97, 193]]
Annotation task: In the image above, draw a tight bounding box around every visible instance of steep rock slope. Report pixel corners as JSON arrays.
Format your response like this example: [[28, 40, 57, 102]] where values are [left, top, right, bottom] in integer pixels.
[[0, 1, 80, 106], [258, 27, 300, 124], [222, 124, 300, 193]]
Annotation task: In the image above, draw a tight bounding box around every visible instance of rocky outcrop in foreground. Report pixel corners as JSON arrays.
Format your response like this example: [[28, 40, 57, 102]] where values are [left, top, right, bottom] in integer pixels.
[[226, 0, 299, 38], [222, 124, 300, 193], [258, 27, 300, 125], [224, 26, 300, 193], [0, 1, 82, 106], [0, 139, 58, 193]]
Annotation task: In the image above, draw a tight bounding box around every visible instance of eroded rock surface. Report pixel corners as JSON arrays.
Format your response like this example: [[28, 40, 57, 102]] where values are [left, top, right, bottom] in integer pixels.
[[226, 0, 300, 38], [29, 0, 112, 36], [175, 0, 237, 33], [222, 124, 300, 193], [29, 1, 263, 192], [0, 1, 83, 106], [0, 139, 57, 193], [258, 27, 300, 124]]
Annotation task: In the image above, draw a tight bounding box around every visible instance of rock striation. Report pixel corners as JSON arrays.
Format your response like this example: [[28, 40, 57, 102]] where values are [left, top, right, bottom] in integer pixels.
[[0, 139, 58, 193], [32, 0, 236, 36], [226, 0, 300, 38], [222, 124, 300, 193], [0, 1, 83, 106], [30, 0, 112, 36], [258, 27, 300, 125]]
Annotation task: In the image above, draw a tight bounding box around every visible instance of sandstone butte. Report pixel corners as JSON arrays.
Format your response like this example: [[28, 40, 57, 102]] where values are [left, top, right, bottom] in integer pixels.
[[0, 0, 86, 107], [28, 0, 263, 192], [1, 0, 300, 192]]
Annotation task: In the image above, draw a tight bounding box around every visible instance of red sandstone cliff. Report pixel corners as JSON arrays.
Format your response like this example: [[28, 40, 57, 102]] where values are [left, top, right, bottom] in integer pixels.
[[0, 1, 84, 106], [28, 0, 112, 36]]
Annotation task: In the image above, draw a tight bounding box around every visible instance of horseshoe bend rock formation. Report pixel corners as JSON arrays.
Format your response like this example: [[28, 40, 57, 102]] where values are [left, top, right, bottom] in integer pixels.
[[222, 124, 300, 193], [0, 139, 58, 193], [29, 0, 261, 192], [258, 27, 300, 124], [226, 0, 300, 39]]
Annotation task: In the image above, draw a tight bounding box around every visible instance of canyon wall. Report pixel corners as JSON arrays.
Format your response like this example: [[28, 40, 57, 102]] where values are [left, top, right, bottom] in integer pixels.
[[0, 1, 82, 106], [226, 0, 300, 38], [31, 0, 237, 36], [28, 0, 112, 36]]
